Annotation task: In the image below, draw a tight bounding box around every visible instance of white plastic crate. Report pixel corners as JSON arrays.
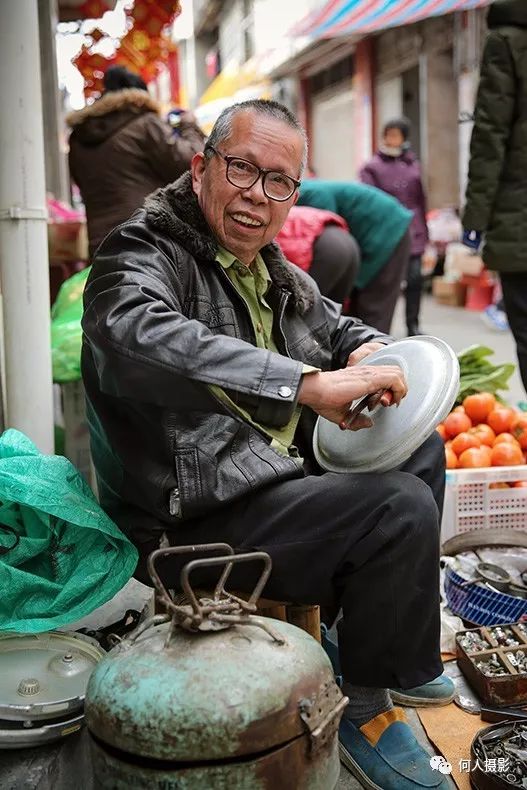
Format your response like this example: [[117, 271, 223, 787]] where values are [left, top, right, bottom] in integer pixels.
[[442, 465, 527, 541]]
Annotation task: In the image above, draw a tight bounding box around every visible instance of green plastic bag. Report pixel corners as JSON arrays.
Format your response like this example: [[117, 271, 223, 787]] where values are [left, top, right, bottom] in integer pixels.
[[0, 429, 138, 633], [51, 266, 91, 383]]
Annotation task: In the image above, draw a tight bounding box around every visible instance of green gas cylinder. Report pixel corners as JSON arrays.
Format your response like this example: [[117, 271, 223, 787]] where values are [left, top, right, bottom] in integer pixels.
[[85, 545, 347, 789]]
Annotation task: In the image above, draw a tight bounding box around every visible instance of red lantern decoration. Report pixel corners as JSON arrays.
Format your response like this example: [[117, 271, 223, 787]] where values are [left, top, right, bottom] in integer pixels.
[[130, 28, 151, 52], [78, 0, 113, 20], [129, 0, 178, 29], [167, 48, 180, 105], [72, 0, 182, 99]]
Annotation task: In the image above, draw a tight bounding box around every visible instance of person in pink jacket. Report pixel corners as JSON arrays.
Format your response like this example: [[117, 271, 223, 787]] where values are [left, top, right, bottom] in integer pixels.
[[276, 205, 360, 306], [361, 118, 428, 335]]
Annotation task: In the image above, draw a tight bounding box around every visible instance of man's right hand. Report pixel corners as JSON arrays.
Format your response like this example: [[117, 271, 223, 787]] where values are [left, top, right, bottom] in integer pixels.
[[298, 365, 408, 429]]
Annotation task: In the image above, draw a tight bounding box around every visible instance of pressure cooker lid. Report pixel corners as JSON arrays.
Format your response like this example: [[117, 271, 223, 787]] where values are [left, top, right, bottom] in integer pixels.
[[0, 631, 104, 723], [313, 336, 459, 473]]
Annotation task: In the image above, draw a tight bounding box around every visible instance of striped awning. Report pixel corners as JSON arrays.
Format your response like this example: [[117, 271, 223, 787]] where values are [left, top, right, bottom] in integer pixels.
[[294, 0, 490, 38]]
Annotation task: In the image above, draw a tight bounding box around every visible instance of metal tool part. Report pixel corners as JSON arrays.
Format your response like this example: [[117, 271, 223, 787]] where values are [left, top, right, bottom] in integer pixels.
[[507, 651, 527, 673], [77, 608, 142, 651], [476, 653, 510, 677], [443, 659, 481, 714], [442, 530, 527, 558], [518, 623, 527, 639], [491, 627, 521, 648], [481, 706, 527, 724], [472, 722, 527, 789], [458, 630, 491, 652], [339, 389, 393, 431], [477, 563, 513, 593]]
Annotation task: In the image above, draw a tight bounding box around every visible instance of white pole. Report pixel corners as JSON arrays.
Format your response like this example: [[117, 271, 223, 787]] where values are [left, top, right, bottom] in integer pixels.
[[39, 0, 70, 203], [0, 0, 54, 453]]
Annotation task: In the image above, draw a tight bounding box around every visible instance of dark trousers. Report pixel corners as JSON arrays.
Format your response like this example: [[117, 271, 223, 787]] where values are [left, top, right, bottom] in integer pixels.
[[501, 272, 527, 394], [144, 432, 444, 690], [309, 225, 361, 305], [406, 254, 423, 333], [348, 230, 412, 334]]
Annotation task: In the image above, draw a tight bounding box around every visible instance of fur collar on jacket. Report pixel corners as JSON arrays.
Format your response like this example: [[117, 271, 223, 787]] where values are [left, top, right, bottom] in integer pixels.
[[144, 172, 316, 314], [66, 88, 159, 128]]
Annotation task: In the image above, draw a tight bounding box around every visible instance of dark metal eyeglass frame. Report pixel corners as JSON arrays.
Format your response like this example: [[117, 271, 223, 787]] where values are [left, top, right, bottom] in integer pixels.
[[205, 145, 301, 202]]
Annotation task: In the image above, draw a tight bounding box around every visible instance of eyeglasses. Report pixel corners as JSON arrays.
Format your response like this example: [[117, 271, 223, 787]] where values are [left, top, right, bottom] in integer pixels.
[[206, 145, 301, 202]]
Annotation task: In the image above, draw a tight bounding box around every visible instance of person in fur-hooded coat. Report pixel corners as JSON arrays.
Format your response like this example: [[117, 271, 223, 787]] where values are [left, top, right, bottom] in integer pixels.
[[67, 66, 205, 259]]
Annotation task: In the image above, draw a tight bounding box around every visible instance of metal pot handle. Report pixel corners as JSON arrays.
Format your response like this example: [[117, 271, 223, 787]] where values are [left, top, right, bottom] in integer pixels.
[[180, 551, 273, 618], [147, 543, 234, 612], [146, 544, 284, 644]]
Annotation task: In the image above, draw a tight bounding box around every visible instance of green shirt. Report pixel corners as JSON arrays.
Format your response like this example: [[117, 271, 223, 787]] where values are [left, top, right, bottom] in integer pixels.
[[209, 248, 314, 461]]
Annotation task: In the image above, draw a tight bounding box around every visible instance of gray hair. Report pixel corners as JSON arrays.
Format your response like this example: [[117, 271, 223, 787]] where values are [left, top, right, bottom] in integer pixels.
[[205, 99, 308, 176]]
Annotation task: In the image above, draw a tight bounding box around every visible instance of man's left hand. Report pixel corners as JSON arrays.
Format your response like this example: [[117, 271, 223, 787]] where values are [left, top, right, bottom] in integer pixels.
[[347, 342, 386, 367]]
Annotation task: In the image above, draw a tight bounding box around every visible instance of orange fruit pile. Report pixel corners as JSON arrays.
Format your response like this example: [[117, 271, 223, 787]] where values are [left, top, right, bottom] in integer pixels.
[[437, 393, 527, 475]]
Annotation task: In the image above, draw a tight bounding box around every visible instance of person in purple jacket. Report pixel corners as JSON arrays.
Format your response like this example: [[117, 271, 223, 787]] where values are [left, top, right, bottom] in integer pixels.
[[360, 118, 429, 336]]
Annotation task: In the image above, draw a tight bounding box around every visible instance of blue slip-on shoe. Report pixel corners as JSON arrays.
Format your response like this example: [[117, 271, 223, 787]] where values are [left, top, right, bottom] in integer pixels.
[[339, 708, 451, 789], [321, 625, 453, 707], [389, 675, 455, 707]]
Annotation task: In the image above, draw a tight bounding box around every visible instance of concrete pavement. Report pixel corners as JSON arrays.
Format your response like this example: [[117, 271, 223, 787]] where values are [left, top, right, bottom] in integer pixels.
[[392, 293, 525, 407]]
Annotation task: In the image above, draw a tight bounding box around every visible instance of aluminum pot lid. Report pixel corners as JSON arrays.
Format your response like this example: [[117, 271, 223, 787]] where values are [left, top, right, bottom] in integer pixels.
[[0, 631, 104, 721], [313, 336, 459, 473]]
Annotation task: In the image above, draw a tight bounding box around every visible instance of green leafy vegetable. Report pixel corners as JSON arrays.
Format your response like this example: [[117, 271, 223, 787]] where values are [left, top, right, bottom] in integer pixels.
[[456, 344, 515, 404]]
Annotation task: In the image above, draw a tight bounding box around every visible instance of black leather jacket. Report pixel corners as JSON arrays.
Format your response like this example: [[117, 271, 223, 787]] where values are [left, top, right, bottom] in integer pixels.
[[82, 172, 390, 546]]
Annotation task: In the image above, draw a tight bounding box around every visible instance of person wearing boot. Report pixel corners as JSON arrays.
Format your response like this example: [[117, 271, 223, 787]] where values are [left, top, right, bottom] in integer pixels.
[[361, 118, 429, 336], [463, 0, 527, 398]]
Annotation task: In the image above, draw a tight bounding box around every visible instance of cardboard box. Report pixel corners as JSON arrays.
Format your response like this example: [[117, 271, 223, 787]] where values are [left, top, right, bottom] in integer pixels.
[[432, 277, 467, 307], [444, 242, 484, 278]]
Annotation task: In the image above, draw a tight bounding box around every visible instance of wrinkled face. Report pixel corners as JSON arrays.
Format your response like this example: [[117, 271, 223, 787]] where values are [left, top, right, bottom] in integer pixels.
[[383, 127, 405, 148], [191, 111, 304, 265]]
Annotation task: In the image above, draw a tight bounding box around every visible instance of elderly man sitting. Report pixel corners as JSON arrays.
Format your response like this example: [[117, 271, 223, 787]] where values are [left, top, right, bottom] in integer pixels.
[[82, 99, 450, 790]]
